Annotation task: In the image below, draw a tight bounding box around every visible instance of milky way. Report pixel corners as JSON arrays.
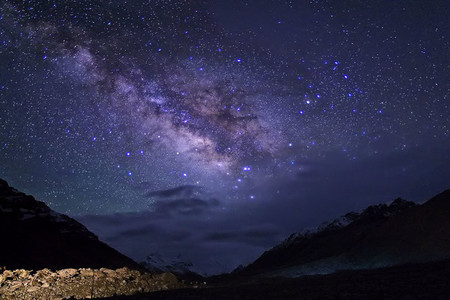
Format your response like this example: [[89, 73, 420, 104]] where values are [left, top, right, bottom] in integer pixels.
[[0, 0, 449, 217]]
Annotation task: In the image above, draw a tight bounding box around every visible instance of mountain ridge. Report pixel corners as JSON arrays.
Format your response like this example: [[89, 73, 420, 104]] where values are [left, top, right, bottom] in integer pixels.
[[0, 178, 144, 271], [275, 197, 417, 251], [241, 190, 450, 277]]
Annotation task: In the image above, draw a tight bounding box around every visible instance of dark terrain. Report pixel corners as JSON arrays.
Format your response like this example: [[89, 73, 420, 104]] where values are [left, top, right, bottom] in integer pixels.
[[2, 178, 450, 299], [103, 189, 450, 299], [0, 178, 143, 271], [103, 259, 450, 300], [243, 189, 450, 277]]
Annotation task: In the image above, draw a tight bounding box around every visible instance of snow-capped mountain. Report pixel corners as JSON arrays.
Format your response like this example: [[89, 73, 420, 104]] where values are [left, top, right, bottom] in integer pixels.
[[241, 190, 450, 277], [273, 197, 416, 251], [142, 253, 194, 273], [0, 178, 143, 271], [141, 253, 205, 281]]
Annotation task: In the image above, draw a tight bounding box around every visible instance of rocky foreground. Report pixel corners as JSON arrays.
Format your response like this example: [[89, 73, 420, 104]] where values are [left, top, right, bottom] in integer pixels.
[[0, 267, 183, 299]]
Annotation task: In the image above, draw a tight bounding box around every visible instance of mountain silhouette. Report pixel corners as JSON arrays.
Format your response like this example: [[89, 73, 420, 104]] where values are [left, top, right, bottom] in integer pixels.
[[0, 179, 143, 271], [241, 190, 450, 277]]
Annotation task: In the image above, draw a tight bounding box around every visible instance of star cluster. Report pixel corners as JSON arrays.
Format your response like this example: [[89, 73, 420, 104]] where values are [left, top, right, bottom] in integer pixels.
[[0, 0, 448, 215]]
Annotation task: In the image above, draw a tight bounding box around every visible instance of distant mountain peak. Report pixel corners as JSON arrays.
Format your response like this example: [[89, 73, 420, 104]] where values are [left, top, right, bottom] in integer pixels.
[[142, 253, 194, 274], [356, 197, 416, 219], [276, 197, 417, 250], [141, 253, 205, 281], [242, 191, 450, 277]]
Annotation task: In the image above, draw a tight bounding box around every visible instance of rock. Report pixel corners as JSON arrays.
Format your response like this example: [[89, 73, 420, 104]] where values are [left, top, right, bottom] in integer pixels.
[[35, 268, 54, 278], [100, 268, 117, 277], [14, 269, 31, 279], [57, 268, 78, 278], [27, 286, 39, 292], [3, 270, 14, 278], [0, 267, 184, 299], [79, 268, 94, 277], [160, 272, 178, 283]]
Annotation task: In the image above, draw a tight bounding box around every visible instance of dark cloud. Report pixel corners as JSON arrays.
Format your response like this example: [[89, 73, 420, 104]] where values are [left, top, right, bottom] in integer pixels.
[[77, 195, 285, 275], [202, 225, 281, 247], [154, 197, 220, 216], [111, 224, 163, 240], [145, 185, 202, 199], [203, 231, 237, 242]]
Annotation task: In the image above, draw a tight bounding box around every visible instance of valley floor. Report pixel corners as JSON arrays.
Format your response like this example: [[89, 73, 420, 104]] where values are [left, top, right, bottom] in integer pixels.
[[103, 259, 450, 300]]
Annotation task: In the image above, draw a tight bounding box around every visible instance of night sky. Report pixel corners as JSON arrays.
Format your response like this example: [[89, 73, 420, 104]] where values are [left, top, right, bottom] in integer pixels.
[[1, 0, 449, 275]]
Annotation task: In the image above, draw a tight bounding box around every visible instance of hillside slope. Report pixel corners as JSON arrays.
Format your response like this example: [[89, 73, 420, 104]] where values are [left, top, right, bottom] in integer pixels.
[[0, 179, 143, 271], [242, 190, 450, 277]]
